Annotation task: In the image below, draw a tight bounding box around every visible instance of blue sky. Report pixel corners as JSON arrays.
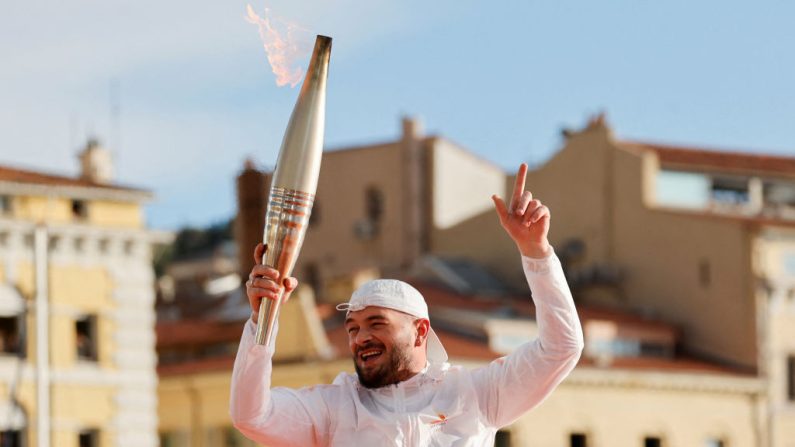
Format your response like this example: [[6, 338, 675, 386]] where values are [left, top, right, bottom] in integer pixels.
[[1, 1, 794, 229]]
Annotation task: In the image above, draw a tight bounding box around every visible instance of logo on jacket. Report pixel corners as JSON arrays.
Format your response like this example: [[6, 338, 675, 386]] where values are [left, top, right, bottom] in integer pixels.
[[429, 413, 448, 426]]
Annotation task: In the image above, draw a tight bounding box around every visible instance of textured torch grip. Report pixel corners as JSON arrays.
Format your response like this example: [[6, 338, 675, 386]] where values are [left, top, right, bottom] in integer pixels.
[[255, 187, 314, 345], [255, 289, 284, 346]]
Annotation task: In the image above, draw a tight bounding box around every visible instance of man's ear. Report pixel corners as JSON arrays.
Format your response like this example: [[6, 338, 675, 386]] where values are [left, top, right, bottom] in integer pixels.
[[414, 319, 430, 347]]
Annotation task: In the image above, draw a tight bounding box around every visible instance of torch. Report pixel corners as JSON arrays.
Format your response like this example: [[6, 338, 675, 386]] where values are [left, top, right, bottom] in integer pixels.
[[255, 35, 332, 346]]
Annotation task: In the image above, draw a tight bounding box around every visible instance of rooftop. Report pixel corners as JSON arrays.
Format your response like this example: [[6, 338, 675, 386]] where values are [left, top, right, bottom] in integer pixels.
[[0, 163, 150, 194], [622, 140, 795, 177]]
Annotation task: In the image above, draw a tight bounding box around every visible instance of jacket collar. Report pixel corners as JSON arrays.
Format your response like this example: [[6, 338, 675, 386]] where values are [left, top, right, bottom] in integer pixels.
[[352, 362, 450, 428]]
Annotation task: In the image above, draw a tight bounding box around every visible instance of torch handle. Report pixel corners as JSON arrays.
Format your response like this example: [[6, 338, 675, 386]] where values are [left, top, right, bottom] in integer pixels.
[[254, 187, 314, 346], [256, 287, 284, 346]]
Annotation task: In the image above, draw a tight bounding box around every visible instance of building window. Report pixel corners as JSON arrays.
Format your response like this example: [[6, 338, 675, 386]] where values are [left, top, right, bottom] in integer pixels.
[[640, 342, 672, 358], [79, 429, 99, 447], [570, 433, 588, 447], [48, 235, 61, 252], [0, 430, 23, 447], [74, 237, 85, 253], [160, 431, 190, 447], [655, 170, 710, 209], [123, 240, 135, 255], [72, 200, 88, 220], [494, 430, 511, 447], [75, 316, 98, 361], [764, 181, 795, 215], [353, 187, 384, 241], [645, 437, 662, 447], [0, 195, 12, 215], [98, 238, 110, 254], [365, 187, 384, 223], [711, 177, 749, 206], [788, 355, 795, 402], [0, 316, 24, 357]]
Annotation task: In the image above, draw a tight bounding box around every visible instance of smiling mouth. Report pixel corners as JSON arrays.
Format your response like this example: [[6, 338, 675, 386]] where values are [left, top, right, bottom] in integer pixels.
[[358, 349, 383, 365]]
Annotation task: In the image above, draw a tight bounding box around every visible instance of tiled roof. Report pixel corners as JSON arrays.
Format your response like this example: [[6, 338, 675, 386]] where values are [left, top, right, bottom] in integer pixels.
[[621, 140, 795, 176], [415, 282, 679, 336], [0, 164, 148, 192], [156, 319, 245, 348], [415, 282, 520, 315], [158, 355, 236, 376], [435, 331, 501, 360]]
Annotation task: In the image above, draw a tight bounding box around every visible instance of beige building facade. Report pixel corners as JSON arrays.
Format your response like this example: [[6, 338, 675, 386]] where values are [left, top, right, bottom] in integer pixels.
[[234, 118, 517, 295], [523, 116, 795, 446], [0, 141, 164, 446], [515, 368, 764, 447], [756, 228, 795, 445]]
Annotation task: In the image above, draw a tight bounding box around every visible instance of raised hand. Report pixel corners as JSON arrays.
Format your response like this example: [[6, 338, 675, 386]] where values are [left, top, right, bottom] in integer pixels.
[[491, 163, 552, 259], [246, 243, 299, 322]]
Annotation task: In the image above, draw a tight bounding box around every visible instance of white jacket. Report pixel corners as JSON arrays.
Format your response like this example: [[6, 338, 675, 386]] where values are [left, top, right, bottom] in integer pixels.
[[230, 253, 584, 446]]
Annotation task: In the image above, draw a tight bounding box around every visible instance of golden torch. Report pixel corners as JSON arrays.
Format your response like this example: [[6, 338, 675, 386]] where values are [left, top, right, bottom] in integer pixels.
[[256, 35, 332, 346]]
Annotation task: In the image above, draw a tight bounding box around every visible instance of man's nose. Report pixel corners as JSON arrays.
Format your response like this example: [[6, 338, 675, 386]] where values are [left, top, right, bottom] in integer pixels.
[[355, 328, 372, 345]]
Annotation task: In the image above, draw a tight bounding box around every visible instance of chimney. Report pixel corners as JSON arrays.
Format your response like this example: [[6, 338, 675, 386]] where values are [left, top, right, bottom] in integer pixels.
[[78, 138, 113, 184], [235, 158, 271, 283], [400, 116, 427, 269], [401, 116, 423, 141]]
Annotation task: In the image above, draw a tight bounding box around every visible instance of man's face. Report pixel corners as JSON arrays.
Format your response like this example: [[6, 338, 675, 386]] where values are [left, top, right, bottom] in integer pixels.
[[344, 306, 418, 389]]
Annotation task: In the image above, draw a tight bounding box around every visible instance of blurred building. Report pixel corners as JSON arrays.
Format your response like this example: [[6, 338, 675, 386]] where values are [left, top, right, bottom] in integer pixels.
[[299, 118, 525, 290], [0, 140, 165, 447], [155, 116, 795, 446], [234, 118, 520, 302], [527, 114, 795, 446]]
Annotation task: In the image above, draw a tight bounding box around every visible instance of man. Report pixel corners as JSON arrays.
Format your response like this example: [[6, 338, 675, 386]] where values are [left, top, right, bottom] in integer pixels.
[[230, 164, 583, 446]]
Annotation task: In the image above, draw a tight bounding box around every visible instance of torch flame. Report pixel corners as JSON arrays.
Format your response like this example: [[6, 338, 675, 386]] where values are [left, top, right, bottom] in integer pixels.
[[246, 4, 310, 88]]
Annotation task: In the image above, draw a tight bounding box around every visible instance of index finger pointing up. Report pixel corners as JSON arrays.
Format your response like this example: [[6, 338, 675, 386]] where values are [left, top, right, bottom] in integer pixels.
[[510, 163, 529, 211]]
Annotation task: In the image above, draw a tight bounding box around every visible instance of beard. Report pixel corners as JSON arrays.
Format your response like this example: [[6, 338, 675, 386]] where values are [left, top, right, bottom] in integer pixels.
[[354, 339, 414, 389]]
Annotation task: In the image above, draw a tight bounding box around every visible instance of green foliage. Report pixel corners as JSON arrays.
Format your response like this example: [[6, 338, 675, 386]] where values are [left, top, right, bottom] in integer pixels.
[[152, 218, 234, 277]]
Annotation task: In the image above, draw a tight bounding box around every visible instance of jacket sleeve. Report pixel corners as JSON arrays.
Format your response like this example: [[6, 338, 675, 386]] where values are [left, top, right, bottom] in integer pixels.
[[229, 320, 331, 446], [470, 250, 584, 428]]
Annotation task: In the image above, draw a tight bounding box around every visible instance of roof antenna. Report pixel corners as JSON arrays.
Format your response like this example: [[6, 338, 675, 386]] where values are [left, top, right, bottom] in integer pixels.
[[109, 77, 122, 178], [69, 113, 79, 168]]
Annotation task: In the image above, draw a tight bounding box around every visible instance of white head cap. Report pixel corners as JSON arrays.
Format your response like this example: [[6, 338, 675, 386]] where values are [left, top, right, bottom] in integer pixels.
[[336, 279, 449, 365]]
